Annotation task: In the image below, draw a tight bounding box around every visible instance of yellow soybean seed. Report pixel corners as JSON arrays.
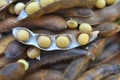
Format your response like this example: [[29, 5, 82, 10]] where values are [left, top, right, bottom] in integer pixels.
[[25, 2, 40, 15], [17, 59, 29, 70], [0, 0, 8, 8], [8, 4, 15, 14], [38, 36, 51, 48], [14, 2, 25, 15], [27, 47, 41, 59], [79, 23, 92, 33], [56, 36, 70, 48], [78, 33, 89, 45], [105, 0, 116, 5], [40, 0, 54, 7], [95, 0, 106, 9], [17, 30, 30, 42], [66, 20, 78, 29]]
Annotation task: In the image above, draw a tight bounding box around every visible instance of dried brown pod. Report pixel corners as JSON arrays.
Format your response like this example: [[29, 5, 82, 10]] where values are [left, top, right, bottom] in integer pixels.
[[77, 64, 120, 80], [0, 35, 15, 55], [103, 73, 120, 80], [23, 70, 65, 80], [71, 2, 120, 25], [0, 62, 26, 80], [4, 40, 28, 59], [0, 0, 16, 11], [0, 51, 27, 69], [64, 38, 106, 80], [64, 57, 90, 80], [0, 15, 67, 32], [22, 0, 96, 21], [42, 61, 71, 72], [26, 48, 88, 74], [0, 56, 14, 69], [94, 22, 120, 37], [54, 7, 94, 18], [89, 39, 120, 67]]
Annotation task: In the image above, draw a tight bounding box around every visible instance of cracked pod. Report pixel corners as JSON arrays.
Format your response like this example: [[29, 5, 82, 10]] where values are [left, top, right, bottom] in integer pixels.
[[12, 27, 99, 51]]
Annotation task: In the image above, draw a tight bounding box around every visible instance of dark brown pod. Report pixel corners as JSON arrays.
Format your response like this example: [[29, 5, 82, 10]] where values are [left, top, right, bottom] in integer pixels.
[[64, 57, 90, 80], [0, 56, 14, 69], [54, 7, 94, 18], [23, 0, 96, 21], [0, 62, 25, 80], [71, 2, 120, 25], [77, 64, 120, 80], [27, 48, 88, 74], [43, 61, 71, 72], [4, 40, 28, 59], [0, 15, 67, 32], [94, 22, 120, 37], [64, 38, 106, 80], [0, 51, 27, 69], [89, 39, 120, 67], [103, 73, 120, 80], [23, 70, 65, 80], [21, 15, 67, 30]]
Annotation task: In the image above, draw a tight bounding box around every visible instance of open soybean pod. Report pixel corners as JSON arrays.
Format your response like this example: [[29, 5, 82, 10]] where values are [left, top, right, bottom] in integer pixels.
[[71, 1, 120, 25], [0, 0, 29, 20], [0, 0, 17, 11], [23, 70, 65, 80], [17, 0, 96, 21], [0, 62, 26, 80], [77, 64, 120, 80], [12, 27, 99, 51]]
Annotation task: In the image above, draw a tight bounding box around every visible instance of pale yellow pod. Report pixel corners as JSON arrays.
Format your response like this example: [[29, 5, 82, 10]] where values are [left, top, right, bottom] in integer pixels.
[[56, 36, 70, 48], [16, 30, 30, 42], [25, 2, 40, 15], [0, 0, 8, 8], [38, 36, 51, 48], [66, 20, 78, 29], [40, 0, 54, 7], [95, 0, 106, 9], [17, 59, 29, 70], [27, 47, 41, 59], [105, 0, 116, 5], [79, 23, 92, 33], [78, 33, 89, 45], [14, 2, 25, 15], [8, 4, 15, 14]]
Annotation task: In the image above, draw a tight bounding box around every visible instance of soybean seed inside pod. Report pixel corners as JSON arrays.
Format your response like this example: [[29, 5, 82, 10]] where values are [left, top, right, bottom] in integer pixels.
[[56, 36, 70, 48], [66, 19, 78, 29], [38, 36, 51, 48], [95, 0, 106, 9], [79, 23, 92, 33], [0, 0, 8, 8], [40, 0, 54, 8], [17, 59, 29, 70], [14, 2, 25, 15], [16, 29, 30, 42], [105, 0, 116, 5], [27, 47, 41, 59], [78, 33, 89, 45], [25, 2, 40, 15]]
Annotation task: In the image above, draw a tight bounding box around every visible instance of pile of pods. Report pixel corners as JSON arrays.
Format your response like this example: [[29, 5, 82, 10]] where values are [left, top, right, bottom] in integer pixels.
[[0, 0, 120, 80]]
